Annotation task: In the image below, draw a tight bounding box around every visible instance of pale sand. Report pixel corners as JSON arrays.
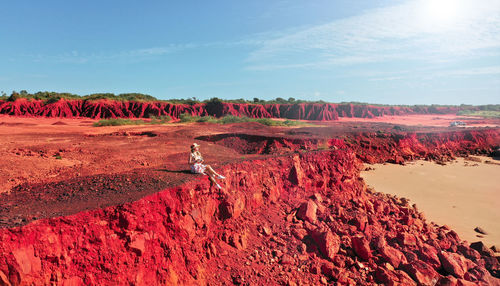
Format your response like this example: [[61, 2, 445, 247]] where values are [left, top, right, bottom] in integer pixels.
[[361, 157, 500, 248], [338, 114, 500, 128]]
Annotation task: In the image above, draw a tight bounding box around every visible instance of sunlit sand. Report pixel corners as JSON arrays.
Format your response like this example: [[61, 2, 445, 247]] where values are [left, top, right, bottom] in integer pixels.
[[361, 157, 500, 248]]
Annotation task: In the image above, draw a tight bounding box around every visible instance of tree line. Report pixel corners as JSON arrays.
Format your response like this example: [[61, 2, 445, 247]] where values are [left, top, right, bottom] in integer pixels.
[[0, 90, 498, 111]]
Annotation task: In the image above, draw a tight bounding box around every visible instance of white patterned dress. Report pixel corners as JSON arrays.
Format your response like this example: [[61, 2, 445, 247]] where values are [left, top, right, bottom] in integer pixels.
[[190, 152, 206, 174]]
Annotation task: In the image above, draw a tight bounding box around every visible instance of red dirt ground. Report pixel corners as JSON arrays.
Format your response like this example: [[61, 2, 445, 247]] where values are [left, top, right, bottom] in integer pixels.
[[0, 114, 499, 285]]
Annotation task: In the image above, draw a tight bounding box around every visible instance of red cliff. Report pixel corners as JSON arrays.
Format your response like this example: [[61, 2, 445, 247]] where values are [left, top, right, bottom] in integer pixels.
[[0, 99, 463, 120]]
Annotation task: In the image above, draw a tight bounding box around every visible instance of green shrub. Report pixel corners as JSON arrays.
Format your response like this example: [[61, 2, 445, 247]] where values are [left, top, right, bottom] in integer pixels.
[[93, 118, 145, 127], [255, 118, 279, 126], [150, 115, 172, 124], [7, 92, 21, 102], [174, 114, 308, 126], [282, 120, 304, 126], [196, 115, 218, 123], [457, 110, 500, 118], [219, 115, 248, 124], [117, 93, 157, 101], [178, 113, 199, 122]]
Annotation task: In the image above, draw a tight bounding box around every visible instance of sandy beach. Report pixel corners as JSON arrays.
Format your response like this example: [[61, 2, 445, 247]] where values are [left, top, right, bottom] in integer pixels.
[[361, 157, 500, 249]]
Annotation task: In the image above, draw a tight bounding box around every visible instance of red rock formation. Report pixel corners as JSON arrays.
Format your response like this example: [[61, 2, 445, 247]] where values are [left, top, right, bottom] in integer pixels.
[[0, 129, 499, 285], [199, 129, 500, 162], [0, 99, 465, 120]]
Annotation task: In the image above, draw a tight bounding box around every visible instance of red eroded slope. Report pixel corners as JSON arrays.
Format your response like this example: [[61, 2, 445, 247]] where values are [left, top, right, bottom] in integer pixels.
[[347, 129, 500, 164], [0, 130, 499, 285], [198, 129, 500, 161], [0, 99, 465, 120]]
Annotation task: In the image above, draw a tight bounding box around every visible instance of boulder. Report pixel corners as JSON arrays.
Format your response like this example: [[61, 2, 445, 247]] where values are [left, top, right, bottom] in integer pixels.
[[457, 245, 481, 262], [311, 193, 323, 203], [379, 245, 405, 268], [438, 251, 469, 278], [403, 251, 419, 263], [296, 200, 318, 224], [372, 235, 386, 250], [375, 267, 417, 286], [289, 155, 304, 186], [397, 233, 416, 247], [280, 254, 295, 265], [128, 234, 146, 256], [483, 256, 500, 273], [491, 148, 500, 158], [418, 244, 441, 269], [352, 236, 372, 261], [470, 241, 494, 257], [473, 227, 487, 235], [401, 260, 440, 286], [436, 276, 457, 286], [219, 194, 245, 220], [311, 229, 340, 260], [464, 266, 499, 285], [229, 232, 248, 250], [259, 224, 272, 236], [320, 261, 335, 277], [0, 270, 11, 286], [12, 246, 42, 275], [353, 213, 368, 231], [292, 228, 308, 240], [456, 279, 479, 286]]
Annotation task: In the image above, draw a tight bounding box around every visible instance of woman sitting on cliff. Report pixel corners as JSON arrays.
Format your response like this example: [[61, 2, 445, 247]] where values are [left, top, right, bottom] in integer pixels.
[[189, 143, 225, 189]]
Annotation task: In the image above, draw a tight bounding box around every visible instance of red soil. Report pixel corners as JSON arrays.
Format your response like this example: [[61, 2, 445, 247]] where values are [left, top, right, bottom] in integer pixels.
[[0, 116, 499, 285], [0, 99, 469, 120]]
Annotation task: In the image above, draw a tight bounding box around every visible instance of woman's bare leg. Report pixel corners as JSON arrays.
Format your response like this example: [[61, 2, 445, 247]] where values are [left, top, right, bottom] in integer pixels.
[[208, 175, 216, 184], [207, 174, 222, 189], [205, 165, 218, 177]]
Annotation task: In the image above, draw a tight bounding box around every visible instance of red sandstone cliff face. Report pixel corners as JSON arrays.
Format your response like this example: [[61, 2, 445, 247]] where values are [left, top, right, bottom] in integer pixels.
[[0, 99, 463, 120], [0, 130, 499, 285]]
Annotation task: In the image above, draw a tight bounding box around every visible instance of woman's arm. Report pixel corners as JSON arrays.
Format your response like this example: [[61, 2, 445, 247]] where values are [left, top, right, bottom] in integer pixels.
[[189, 153, 194, 164], [196, 152, 204, 163]]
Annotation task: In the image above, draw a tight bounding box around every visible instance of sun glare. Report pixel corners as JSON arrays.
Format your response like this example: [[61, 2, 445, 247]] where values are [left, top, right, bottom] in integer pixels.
[[419, 0, 463, 31]]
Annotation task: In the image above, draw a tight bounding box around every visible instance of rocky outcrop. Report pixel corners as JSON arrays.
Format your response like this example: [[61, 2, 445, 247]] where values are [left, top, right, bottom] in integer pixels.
[[0, 143, 499, 285], [0, 99, 465, 120], [199, 129, 500, 164]]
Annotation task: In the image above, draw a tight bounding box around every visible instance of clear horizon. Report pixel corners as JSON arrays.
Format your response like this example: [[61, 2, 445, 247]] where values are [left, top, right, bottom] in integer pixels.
[[1, 0, 499, 105]]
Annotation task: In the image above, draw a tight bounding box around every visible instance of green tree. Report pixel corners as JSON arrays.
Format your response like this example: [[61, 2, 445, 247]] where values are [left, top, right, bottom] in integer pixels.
[[8, 91, 21, 101], [207, 97, 222, 104], [275, 97, 287, 104]]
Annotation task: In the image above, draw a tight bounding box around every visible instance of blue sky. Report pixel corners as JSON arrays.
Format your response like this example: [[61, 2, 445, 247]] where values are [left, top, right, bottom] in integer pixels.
[[1, 0, 499, 104]]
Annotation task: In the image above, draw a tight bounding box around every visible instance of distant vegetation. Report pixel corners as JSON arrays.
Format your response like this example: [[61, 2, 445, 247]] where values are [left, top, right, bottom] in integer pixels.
[[92, 114, 304, 127], [178, 114, 306, 126], [0, 91, 328, 105], [457, 110, 500, 118], [93, 115, 171, 127], [1, 90, 158, 103], [457, 104, 500, 118]]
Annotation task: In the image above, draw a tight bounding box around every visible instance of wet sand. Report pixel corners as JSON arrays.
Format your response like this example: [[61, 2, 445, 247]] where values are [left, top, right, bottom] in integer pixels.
[[361, 157, 500, 248]]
